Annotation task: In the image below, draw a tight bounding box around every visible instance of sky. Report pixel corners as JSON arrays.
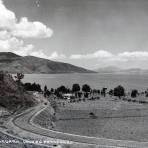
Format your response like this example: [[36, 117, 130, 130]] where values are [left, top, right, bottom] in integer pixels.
[[1, 0, 148, 69]]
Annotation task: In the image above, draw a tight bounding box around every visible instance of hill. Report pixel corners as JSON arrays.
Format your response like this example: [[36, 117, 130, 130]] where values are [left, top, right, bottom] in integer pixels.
[[95, 66, 121, 73], [0, 52, 95, 74], [95, 66, 148, 74]]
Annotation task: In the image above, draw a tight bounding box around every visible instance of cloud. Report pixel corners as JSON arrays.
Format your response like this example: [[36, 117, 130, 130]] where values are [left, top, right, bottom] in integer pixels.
[[0, 0, 65, 62], [118, 51, 148, 60], [0, 36, 34, 55], [0, 0, 16, 30], [48, 51, 66, 60], [0, 0, 54, 60], [0, 33, 65, 60], [0, 30, 11, 40], [29, 50, 49, 59], [0, 32, 65, 60], [29, 51, 66, 60], [70, 50, 113, 59], [14, 44, 34, 56], [0, 0, 53, 38], [69, 50, 148, 68], [12, 17, 53, 38], [70, 50, 148, 60]]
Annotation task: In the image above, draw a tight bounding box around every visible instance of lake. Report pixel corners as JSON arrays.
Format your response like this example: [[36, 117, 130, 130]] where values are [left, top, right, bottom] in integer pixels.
[[22, 73, 148, 91]]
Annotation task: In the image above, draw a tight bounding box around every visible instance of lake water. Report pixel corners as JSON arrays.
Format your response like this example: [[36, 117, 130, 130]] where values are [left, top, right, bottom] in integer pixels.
[[22, 73, 148, 91]]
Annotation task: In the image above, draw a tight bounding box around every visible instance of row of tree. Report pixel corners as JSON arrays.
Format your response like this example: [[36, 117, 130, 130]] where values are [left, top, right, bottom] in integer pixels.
[[43, 84, 126, 98], [49, 84, 148, 99], [23, 81, 148, 99], [14, 73, 147, 99]]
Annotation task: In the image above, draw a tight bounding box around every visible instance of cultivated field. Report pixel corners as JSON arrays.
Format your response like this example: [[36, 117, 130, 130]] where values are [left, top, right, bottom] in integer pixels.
[[34, 96, 148, 142], [54, 98, 148, 142]]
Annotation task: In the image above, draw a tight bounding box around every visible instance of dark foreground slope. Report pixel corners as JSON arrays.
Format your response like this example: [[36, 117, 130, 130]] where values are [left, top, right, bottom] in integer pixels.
[[0, 71, 36, 111], [0, 52, 95, 74]]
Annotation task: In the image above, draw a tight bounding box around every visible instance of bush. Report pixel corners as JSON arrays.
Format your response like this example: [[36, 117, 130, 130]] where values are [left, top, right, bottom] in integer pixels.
[[89, 112, 97, 119]]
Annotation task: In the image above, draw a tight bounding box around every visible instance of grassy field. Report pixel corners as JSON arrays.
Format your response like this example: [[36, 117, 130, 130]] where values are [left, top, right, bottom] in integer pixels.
[[54, 98, 148, 142]]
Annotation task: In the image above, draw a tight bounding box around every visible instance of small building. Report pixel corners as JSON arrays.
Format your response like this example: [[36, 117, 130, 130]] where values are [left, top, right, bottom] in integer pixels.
[[62, 93, 75, 100]]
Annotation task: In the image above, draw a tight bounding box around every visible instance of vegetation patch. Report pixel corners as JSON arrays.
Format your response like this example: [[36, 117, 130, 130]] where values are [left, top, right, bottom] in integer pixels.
[[0, 72, 36, 112]]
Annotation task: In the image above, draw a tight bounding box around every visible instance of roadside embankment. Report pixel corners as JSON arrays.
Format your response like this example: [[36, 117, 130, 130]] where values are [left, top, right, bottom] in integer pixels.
[[33, 105, 56, 129]]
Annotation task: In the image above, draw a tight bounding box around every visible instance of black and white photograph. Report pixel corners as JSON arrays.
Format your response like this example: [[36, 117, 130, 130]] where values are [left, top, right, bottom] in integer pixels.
[[0, 0, 148, 147]]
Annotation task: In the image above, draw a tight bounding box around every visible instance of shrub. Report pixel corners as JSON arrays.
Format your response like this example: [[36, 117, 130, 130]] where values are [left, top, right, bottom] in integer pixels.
[[89, 112, 97, 119]]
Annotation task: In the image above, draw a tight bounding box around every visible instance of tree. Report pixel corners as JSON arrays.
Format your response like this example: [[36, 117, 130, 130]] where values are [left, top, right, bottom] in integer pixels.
[[24, 82, 41, 92], [109, 89, 114, 96], [44, 85, 47, 97], [50, 88, 54, 93], [97, 89, 100, 95], [15, 73, 24, 93], [72, 84, 80, 92], [101, 87, 107, 97], [145, 89, 148, 97], [114, 85, 125, 98], [46, 89, 51, 97], [131, 89, 138, 98], [72, 84, 80, 98], [54, 89, 62, 98], [78, 92, 82, 98], [44, 85, 47, 92], [15, 73, 24, 84], [92, 89, 97, 94], [84, 92, 89, 98], [57, 85, 67, 94], [82, 84, 91, 93]]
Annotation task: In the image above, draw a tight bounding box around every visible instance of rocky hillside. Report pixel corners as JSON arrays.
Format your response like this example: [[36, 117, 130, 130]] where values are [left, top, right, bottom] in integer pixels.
[[0, 71, 36, 111], [0, 52, 95, 74]]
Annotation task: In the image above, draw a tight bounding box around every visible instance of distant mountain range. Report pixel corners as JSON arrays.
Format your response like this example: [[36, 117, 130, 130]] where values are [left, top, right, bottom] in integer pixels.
[[0, 52, 95, 74], [95, 66, 148, 74]]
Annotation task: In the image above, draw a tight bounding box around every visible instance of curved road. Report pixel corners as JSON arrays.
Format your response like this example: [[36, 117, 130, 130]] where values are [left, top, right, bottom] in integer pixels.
[[11, 103, 148, 148]]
